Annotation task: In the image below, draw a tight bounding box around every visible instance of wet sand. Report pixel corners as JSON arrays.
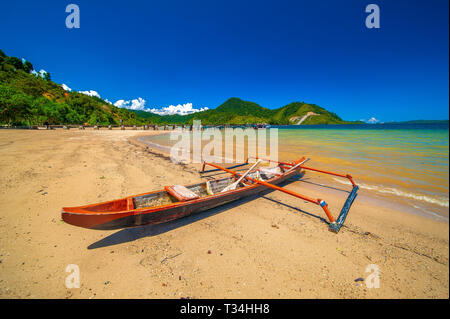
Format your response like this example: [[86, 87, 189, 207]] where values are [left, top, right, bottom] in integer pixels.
[[0, 129, 448, 298]]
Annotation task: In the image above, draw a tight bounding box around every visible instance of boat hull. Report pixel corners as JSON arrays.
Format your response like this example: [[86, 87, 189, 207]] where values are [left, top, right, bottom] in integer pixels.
[[62, 168, 301, 230]]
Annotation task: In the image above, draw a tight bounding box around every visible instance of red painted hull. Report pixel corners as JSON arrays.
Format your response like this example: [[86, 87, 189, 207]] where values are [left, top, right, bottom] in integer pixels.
[[62, 167, 302, 230]]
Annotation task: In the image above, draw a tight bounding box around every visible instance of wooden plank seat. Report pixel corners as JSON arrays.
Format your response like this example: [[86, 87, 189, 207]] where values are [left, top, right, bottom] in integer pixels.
[[164, 185, 200, 202]]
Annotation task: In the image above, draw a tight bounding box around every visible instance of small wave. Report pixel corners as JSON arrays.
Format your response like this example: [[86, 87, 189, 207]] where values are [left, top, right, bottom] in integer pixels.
[[333, 178, 449, 208]]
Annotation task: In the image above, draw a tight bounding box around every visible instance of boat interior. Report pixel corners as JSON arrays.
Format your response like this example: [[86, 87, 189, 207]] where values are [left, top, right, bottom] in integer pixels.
[[79, 166, 286, 213], [134, 166, 284, 209]]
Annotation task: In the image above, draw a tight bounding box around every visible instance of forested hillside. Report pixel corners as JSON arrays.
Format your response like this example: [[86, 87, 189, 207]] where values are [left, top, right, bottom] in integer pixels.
[[0, 49, 147, 126]]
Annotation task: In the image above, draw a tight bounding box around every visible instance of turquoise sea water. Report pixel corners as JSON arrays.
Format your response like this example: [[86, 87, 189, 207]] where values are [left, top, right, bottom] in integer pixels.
[[142, 123, 449, 220]]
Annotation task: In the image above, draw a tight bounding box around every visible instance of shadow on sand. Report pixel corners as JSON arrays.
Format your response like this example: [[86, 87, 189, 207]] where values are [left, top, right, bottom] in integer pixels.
[[87, 175, 343, 250]]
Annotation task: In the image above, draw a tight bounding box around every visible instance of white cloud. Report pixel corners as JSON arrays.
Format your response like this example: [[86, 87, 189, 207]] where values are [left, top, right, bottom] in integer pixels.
[[31, 69, 48, 78], [61, 83, 72, 92], [109, 97, 209, 116], [149, 103, 208, 116], [114, 99, 126, 107], [79, 90, 101, 98], [104, 98, 112, 105], [367, 117, 379, 124], [39, 70, 48, 77], [114, 97, 147, 111]]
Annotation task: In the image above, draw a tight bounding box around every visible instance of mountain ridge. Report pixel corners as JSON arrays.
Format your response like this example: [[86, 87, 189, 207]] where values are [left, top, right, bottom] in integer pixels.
[[132, 97, 361, 125]]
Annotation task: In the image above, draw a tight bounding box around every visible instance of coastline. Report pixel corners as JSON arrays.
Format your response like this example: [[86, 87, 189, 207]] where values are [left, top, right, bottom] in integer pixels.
[[135, 131, 449, 223], [0, 129, 448, 298]]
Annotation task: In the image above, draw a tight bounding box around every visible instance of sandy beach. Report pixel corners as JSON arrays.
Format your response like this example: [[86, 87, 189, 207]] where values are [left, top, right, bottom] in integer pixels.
[[0, 129, 448, 299]]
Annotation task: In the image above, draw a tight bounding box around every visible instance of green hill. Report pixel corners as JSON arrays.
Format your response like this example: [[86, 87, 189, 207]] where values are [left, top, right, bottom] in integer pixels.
[[1, 48, 360, 126], [269, 102, 347, 125], [154, 98, 356, 125], [174, 98, 272, 125], [0, 49, 148, 126]]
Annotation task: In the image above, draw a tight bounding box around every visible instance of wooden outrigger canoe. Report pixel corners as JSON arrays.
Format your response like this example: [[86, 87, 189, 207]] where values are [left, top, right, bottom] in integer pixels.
[[62, 157, 358, 233]]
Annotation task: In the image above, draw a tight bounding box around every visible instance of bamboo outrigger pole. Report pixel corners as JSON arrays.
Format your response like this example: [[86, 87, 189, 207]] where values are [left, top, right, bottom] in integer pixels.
[[201, 158, 359, 233]]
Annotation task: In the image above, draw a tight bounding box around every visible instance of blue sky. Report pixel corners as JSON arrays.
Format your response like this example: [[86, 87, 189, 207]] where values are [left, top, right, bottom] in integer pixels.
[[1, 0, 448, 121]]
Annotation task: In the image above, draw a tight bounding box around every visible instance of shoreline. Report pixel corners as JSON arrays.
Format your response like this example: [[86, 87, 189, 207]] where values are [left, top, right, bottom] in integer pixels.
[[134, 132, 449, 223], [0, 129, 448, 298]]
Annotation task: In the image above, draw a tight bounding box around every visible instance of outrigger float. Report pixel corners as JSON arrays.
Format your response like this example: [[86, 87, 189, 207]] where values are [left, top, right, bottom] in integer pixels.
[[62, 157, 358, 233]]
